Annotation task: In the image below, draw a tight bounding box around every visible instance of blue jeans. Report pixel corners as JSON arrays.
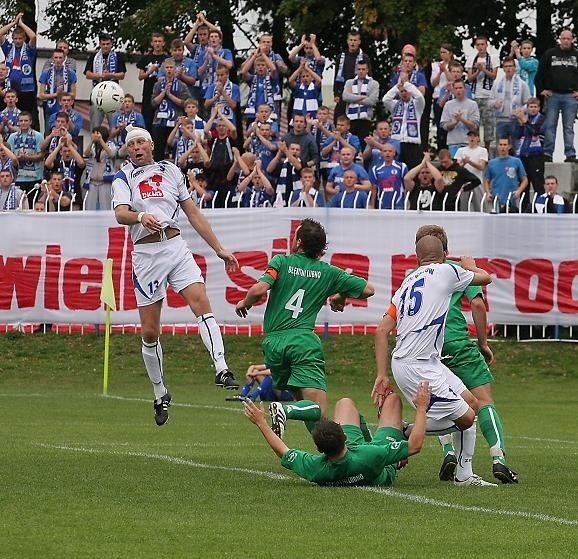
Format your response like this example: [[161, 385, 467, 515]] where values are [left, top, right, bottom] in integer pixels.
[[495, 119, 519, 152], [543, 92, 578, 158]]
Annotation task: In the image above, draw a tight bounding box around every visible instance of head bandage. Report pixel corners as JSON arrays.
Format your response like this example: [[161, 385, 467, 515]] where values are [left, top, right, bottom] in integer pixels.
[[125, 125, 152, 145]]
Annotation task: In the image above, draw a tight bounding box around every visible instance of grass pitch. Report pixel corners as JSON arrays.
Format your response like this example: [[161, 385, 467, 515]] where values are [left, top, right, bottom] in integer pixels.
[[1, 332, 577, 558]]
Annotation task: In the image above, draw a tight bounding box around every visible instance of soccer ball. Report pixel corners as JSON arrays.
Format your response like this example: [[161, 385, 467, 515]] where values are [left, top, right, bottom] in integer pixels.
[[90, 81, 124, 115]]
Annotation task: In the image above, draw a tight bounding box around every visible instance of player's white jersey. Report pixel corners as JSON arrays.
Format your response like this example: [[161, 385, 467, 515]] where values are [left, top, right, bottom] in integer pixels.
[[112, 160, 191, 243], [390, 262, 474, 360]]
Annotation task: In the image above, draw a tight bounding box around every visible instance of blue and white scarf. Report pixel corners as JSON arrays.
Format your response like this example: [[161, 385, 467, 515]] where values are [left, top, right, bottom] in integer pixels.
[[391, 98, 419, 139], [60, 159, 78, 193], [115, 111, 140, 145], [174, 135, 194, 165], [45, 66, 71, 111], [191, 43, 208, 67], [494, 74, 523, 118], [12, 131, 38, 175], [47, 135, 60, 154], [346, 76, 369, 120], [92, 49, 119, 84], [214, 79, 235, 121], [201, 48, 227, 91], [292, 82, 318, 117], [276, 160, 301, 201], [335, 49, 365, 83], [0, 157, 16, 177], [155, 77, 181, 124], [2, 182, 18, 210], [0, 107, 20, 139], [470, 52, 493, 94], [6, 41, 35, 90], [245, 73, 278, 120]]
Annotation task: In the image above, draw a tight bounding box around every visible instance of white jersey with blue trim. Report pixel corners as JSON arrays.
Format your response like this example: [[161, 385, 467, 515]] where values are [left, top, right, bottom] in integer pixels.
[[112, 159, 191, 244], [391, 262, 474, 360]]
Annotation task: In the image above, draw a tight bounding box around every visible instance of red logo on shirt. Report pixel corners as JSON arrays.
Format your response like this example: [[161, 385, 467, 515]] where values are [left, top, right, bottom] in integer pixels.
[[138, 174, 164, 199]]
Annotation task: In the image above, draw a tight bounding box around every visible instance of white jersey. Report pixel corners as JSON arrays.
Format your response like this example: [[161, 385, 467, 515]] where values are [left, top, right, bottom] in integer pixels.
[[112, 160, 191, 244], [390, 262, 474, 360]]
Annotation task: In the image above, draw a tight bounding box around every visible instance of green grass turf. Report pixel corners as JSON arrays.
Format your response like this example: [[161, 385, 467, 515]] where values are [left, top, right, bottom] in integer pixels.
[[1, 333, 577, 558]]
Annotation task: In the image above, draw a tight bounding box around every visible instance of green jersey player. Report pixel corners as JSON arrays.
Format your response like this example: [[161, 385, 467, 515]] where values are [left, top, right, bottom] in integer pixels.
[[243, 381, 431, 486], [415, 224, 518, 484], [236, 218, 375, 437]]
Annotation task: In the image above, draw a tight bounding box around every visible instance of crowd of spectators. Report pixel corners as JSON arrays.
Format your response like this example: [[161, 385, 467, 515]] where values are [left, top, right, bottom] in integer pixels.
[[0, 11, 577, 214]]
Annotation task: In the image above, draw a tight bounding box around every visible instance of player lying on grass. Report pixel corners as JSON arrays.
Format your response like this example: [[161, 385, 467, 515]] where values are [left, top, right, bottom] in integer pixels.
[[373, 235, 497, 486], [243, 382, 430, 487]]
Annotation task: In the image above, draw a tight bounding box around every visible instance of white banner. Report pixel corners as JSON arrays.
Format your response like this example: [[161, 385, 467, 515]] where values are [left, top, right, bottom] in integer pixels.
[[2, 209, 578, 326]]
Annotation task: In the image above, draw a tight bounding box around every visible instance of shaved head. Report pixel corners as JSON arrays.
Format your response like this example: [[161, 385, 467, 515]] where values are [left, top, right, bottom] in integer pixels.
[[416, 235, 444, 264]]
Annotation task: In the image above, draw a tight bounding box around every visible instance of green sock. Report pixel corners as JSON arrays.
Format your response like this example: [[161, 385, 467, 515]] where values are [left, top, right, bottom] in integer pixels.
[[359, 414, 373, 442], [478, 404, 506, 462], [438, 434, 455, 456], [284, 400, 322, 423]]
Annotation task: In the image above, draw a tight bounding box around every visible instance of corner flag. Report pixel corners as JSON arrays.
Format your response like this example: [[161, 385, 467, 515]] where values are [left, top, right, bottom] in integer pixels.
[[101, 259, 116, 396], [100, 258, 117, 311]]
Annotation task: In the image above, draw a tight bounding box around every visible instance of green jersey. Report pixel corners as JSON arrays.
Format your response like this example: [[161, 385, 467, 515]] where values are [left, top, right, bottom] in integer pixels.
[[260, 253, 367, 334], [444, 284, 484, 343], [280, 440, 409, 486]]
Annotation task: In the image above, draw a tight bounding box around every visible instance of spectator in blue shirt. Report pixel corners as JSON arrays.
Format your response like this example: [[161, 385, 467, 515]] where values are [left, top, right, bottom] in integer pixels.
[[330, 169, 369, 208], [484, 137, 528, 212]]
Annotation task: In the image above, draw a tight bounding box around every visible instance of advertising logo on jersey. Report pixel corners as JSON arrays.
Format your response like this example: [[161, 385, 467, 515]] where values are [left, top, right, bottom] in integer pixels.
[[139, 173, 164, 199]]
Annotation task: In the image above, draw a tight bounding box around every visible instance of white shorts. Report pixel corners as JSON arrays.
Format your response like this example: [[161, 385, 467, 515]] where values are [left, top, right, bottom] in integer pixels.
[[391, 357, 469, 421], [132, 235, 204, 307]]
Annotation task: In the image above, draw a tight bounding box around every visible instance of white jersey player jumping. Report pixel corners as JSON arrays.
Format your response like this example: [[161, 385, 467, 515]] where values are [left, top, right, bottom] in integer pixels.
[[373, 234, 497, 486], [112, 125, 240, 426]]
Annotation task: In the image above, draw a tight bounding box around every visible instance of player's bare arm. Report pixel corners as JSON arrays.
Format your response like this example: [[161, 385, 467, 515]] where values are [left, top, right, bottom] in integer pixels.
[[244, 399, 290, 458], [235, 281, 271, 317], [330, 282, 375, 312], [114, 204, 162, 232], [459, 256, 492, 286], [180, 197, 238, 270], [373, 313, 396, 410], [408, 381, 431, 456]]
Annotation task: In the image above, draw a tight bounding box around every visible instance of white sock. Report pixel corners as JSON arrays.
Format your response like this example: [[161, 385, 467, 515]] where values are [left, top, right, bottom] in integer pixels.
[[197, 313, 228, 374], [142, 338, 166, 400], [438, 434, 454, 450], [454, 424, 477, 480]]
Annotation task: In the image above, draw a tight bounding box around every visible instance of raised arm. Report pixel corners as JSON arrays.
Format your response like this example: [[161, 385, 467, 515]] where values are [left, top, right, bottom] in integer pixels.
[[243, 399, 290, 458]]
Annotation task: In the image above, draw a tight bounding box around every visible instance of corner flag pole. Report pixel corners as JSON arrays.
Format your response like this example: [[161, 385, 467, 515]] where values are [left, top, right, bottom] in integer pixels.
[[100, 258, 117, 396]]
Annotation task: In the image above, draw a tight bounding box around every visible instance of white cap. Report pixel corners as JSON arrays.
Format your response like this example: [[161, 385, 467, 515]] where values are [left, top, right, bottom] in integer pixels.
[[125, 125, 152, 145]]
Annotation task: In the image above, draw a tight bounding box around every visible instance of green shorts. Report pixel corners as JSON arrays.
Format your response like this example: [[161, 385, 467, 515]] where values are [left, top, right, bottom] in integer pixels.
[[263, 330, 326, 391], [341, 425, 404, 487], [442, 339, 494, 390], [342, 425, 404, 447]]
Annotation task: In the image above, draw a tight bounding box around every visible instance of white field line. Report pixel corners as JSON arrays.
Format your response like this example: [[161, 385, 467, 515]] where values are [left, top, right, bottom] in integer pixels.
[[38, 442, 577, 527]]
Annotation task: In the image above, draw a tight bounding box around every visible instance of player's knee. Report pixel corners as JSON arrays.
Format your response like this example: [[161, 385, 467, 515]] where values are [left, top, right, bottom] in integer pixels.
[[455, 408, 476, 430], [334, 397, 356, 414], [141, 323, 160, 343], [335, 397, 355, 407]]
